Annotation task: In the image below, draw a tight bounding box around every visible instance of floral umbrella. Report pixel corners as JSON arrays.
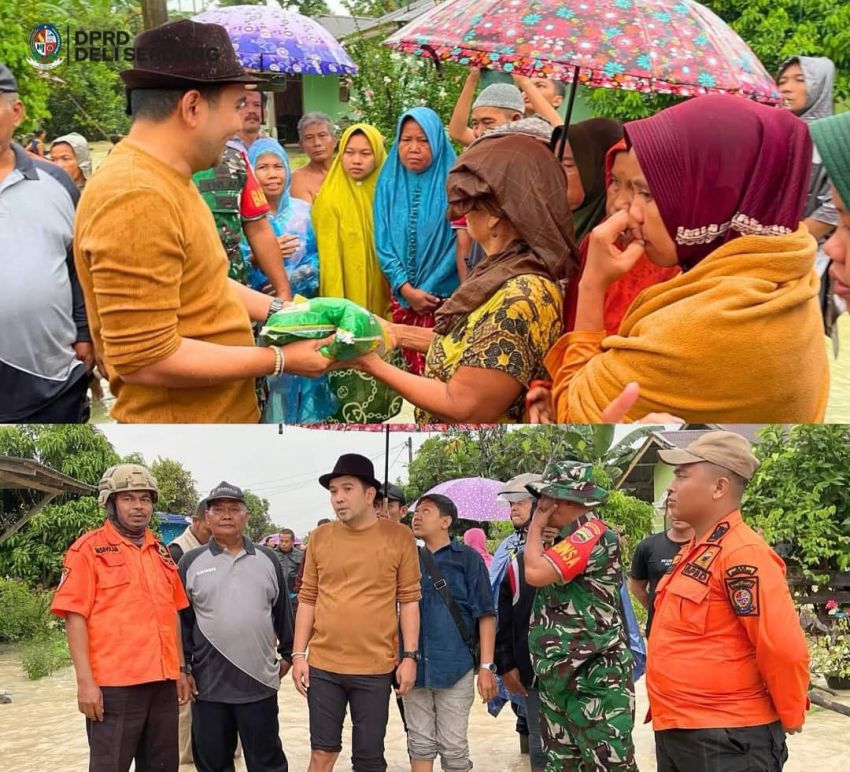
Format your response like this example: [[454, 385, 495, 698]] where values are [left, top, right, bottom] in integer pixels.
[[384, 0, 780, 107], [418, 477, 511, 522], [194, 5, 357, 76]]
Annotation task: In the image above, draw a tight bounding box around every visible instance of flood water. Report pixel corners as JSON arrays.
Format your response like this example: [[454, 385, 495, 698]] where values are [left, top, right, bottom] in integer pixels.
[[2, 645, 848, 771]]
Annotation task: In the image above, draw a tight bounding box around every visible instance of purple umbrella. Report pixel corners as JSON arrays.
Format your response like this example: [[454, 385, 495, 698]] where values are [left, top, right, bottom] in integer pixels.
[[194, 5, 357, 76], [422, 477, 510, 522]]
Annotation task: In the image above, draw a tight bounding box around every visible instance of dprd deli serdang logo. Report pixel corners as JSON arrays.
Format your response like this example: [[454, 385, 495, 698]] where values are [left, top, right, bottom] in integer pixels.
[[28, 24, 137, 71]]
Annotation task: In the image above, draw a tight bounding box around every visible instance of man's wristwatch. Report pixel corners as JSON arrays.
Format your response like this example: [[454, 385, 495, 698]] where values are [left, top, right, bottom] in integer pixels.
[[479, 662, 497, 674], [401, 650, 420, 662], [179, 663, 192, 675]]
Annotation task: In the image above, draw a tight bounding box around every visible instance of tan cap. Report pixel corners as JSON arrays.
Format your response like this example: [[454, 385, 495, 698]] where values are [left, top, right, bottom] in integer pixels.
[[499, 473, 544, 501], [658, 431, 759, 480]]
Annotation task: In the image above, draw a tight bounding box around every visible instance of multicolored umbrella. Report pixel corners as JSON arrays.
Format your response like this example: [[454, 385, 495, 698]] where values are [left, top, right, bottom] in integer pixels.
[[421, 477, 510, 522], [194, 5, 357, 76], [384, 0, 780, 105]]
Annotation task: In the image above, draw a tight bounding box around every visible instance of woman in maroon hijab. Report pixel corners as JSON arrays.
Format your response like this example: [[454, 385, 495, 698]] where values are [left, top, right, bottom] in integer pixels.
[[533, 94, 830, 423]]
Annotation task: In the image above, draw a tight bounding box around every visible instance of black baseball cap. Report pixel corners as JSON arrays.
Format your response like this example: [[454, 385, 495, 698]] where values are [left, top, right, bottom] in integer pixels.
[[0, 63, 19, 93], [381, 483, 407, 505], [206, 481, 245, 504]]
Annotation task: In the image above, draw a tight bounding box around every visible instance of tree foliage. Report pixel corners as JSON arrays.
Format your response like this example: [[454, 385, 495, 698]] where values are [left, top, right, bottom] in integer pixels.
[[342, 35, 468, 140], [405, 425, 652, 503], [244, 490, 274, 542], [3, 0, 142, 140], [0, 425, 119, 587], [150, 457, 199, 517], [743, 424, 850, 581]]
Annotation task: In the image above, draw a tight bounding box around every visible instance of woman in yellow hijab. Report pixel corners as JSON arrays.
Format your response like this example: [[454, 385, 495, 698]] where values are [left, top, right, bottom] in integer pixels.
[[312, 123, 390, 318]]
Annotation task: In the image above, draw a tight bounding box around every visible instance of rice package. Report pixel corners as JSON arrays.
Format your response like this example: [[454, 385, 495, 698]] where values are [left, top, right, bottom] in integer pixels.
[[260, 297, 391, 361]]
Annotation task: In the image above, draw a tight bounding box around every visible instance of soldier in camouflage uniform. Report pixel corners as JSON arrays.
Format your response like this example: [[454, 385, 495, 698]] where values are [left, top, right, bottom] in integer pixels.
[[523, 462, 637, 772], [193, 141, 268, 286]]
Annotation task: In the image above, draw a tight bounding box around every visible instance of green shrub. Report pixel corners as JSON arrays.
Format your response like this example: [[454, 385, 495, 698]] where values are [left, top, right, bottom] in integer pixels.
[[19, 630, 70, 680], [0, 578, 53, 642]]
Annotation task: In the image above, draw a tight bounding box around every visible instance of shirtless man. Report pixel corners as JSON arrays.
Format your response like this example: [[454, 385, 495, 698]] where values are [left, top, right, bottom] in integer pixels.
[[290, 112, 336, 204]]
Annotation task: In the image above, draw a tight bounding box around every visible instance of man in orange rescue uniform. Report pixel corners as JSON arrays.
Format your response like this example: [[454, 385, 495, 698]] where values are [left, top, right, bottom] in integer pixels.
[[648, 431, 810, 772], [52, 464, 193, 772]]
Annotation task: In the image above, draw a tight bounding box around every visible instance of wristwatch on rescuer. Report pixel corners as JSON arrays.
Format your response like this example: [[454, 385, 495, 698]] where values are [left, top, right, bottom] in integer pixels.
[[479, 662, 497, 673], [402, 651, 421, 662], [179, 663, 192, 675]]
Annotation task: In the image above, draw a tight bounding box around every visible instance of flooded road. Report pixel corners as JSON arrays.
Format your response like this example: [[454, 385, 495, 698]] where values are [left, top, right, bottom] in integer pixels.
[[1, 646, 847, 771]]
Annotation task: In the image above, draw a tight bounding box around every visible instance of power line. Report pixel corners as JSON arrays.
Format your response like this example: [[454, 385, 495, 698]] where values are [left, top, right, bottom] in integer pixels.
[[241, 443, 409, 494]]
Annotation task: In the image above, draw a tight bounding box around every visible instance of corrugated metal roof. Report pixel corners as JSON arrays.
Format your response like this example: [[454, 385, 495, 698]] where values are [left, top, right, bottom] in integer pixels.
[[0, 455, 95, 495]]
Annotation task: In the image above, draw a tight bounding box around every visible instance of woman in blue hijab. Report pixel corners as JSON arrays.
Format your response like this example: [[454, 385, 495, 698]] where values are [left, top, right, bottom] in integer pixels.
[[243, 138, 333, 423], [374, 107, 460, 374], [242, 138, 320, 298]]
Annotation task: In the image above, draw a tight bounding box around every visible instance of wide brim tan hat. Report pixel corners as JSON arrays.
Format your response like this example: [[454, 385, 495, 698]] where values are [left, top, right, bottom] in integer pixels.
[[499, 473, 544, 502]]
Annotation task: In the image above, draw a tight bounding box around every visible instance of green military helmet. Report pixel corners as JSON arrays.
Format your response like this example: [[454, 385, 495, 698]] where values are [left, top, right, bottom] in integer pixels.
[[525, 461, 608, 507], [97, 464, 159, 508]]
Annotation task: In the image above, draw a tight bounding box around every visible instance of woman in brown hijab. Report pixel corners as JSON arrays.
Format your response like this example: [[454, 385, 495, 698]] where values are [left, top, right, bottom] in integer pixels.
[[350, 133, 576, 423]]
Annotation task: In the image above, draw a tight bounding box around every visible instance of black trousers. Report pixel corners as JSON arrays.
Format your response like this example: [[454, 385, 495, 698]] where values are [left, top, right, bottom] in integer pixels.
[[86, 680, 178, 772], [192, 695, 287, 772], [307, 666, 393, 772], [655, 722, 789, 772], [8, 370, 90, 423]]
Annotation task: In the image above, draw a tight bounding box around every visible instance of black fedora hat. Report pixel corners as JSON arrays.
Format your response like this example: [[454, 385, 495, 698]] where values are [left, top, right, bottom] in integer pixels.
[[319, 454, 382, 491], [121, 19, 261, 91]]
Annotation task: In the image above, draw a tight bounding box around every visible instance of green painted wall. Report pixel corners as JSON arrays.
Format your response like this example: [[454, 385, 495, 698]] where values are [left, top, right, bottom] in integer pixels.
[[654, 462, 674, 505], [302, 74, 348, 120]]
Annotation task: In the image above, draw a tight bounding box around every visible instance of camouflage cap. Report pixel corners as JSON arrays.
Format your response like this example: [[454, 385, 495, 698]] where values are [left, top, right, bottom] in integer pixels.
[[525, 462, 608, 507]]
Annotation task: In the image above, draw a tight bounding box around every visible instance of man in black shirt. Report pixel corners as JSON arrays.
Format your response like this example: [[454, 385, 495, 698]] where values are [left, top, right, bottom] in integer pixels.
[[628, 514, 693, 637]]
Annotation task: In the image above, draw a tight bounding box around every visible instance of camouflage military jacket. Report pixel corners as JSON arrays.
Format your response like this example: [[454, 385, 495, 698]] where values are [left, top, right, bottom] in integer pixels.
[[193, 145, 251, 284], [529, 515, 628, 680]]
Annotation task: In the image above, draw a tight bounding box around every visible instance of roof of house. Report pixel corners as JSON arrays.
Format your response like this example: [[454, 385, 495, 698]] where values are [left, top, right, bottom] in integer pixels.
[[314, 14, 377, 39], [327, 0, 443, 39], [0, 455, 95, 496], [615, 424, 769, 503]]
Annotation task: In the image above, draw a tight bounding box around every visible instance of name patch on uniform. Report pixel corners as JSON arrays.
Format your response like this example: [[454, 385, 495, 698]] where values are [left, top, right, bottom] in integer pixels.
[[726, 564, 758, 577], [682, 562, 711, 585], [196, 567, 217, 576], [725, 577, 759, 616], [693, 546, 720, 570], [93, 545, 119, 554]]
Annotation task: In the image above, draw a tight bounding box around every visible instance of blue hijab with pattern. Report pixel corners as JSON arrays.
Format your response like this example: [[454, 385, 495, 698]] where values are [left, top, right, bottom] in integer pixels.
[[374, 107, 459, 306], [242, 138, 319, 298]]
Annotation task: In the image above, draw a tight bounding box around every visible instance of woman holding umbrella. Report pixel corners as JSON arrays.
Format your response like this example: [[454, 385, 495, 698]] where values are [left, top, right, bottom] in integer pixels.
[[530, 94, 829, 423]]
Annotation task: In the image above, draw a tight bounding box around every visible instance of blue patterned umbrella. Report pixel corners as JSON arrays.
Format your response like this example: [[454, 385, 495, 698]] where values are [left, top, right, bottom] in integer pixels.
[[194, 5, 357, 76], [422, 477, 510, 522]]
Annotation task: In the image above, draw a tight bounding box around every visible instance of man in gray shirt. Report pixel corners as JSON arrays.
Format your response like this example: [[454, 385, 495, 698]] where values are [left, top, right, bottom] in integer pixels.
[[179, 482, 293, 772], [0, 62, 92, 421]]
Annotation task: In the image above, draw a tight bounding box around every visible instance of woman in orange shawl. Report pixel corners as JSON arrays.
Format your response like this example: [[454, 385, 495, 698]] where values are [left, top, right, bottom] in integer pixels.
[[535, 94, 829, 423]]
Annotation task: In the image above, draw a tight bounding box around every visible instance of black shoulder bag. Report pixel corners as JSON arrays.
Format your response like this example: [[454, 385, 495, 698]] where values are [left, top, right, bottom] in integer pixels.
[[419, 547, 480, 670]]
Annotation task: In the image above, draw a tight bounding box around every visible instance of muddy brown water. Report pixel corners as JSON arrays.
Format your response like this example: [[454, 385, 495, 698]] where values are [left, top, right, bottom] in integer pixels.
[[2, 647, 848, 771]]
